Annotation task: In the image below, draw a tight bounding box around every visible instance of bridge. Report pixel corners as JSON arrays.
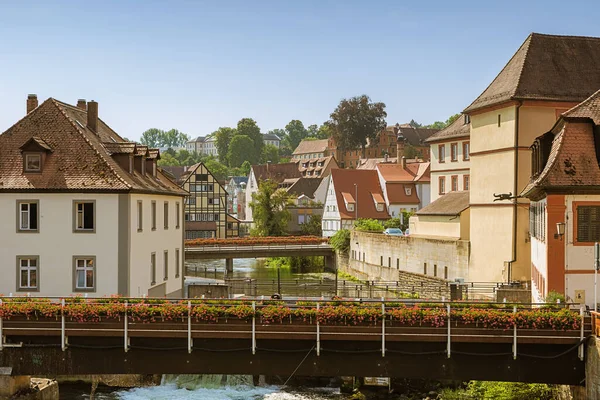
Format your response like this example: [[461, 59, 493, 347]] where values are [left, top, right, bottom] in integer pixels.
[[185, 242, 335, 273], [0, 298, 590, 385]]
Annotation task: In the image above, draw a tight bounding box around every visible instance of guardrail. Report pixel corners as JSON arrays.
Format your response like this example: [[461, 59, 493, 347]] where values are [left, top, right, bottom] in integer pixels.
[[185, 243, 333, 252], [0, 298, 589, 360]]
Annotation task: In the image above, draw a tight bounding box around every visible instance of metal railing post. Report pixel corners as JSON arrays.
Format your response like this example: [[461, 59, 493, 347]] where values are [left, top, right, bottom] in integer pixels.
[[124, 301, 129, 353], [61, 298, 67, 351], [446, 303, 451, 358], [252, 301, 256, 355], [188, 301, 193, 354], [0, 299, 3, 351], [381, 298, 386, 357], [513, 305, 517, 360], [316, 303, 320, 356], [579, 306, 585, 361]]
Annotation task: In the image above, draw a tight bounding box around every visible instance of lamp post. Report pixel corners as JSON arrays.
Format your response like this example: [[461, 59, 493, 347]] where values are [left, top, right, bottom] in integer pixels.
[[354, 183, 358, 221]]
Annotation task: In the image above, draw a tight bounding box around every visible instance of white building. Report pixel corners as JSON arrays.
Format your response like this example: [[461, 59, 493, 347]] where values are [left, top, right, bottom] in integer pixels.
[[0, 95, 187, 298], [375, 159, 431, 218], [425, 116, 470, 202], [262, 133, 281, 148]]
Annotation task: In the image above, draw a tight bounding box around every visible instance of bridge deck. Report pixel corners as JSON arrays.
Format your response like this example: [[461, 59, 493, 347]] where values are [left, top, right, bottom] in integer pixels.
[[184, 244, 334, 259]]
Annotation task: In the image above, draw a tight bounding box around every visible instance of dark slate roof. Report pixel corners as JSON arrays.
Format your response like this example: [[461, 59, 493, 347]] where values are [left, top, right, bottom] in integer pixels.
[[0, 98, 185, 195], [287, 177, 323, 198], [394, 126, 439, 146], [262, 133, 281, 141], [251, 162, 301, 184], [417, 191, 470, 216], [229, 176, 249, 185], [425, 116, 470, 143], [465, 33, 600, 113]]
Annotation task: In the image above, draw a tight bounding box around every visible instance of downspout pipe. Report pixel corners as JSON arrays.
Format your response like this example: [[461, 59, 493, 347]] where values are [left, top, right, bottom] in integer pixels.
[[508, 101, 523, 283]]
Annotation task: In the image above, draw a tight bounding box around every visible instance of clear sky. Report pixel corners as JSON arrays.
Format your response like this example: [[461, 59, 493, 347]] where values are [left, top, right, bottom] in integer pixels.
[[1, 1, 599, 141]]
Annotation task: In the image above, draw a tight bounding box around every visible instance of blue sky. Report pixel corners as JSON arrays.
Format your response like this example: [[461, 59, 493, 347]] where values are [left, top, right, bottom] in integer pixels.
[[1, 1, 599, 141]]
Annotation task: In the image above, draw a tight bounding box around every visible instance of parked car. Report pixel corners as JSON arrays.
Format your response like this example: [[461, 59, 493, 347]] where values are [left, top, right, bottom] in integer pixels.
[[404, 229, 410, 236], [383, 228, 403, 236]]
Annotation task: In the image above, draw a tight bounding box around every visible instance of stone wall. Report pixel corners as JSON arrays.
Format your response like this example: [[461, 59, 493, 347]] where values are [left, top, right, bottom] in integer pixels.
[[586, 337, 600, 399], [348, 231, 470, 281]]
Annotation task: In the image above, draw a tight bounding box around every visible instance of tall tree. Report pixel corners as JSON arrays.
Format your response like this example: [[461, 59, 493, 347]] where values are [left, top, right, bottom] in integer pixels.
[[203, 158, 229, 181], [250, 180, 292, 237], [285, 120, 308, 151], [315, 124, 331, 139], [228, 135, 255, 167], [261, 144, 280, 164], [237, 118, 263, 162], [307, 124, 318, 138], [214, 127, 236, 165], [162, 129, 189, 148], [328, 95, 387, 158], [140, 128, 164, 147]]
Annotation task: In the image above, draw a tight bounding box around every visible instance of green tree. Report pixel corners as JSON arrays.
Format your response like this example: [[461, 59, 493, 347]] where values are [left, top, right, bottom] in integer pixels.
[[300, 214, 322, 236], [203, 158, 229, 181], [162, 129, 189, 148], [261, 144, 280, 164], [330, 229, 350, 253], [250, 180, 292, 237], [284, 120, 308, 151], [307, 124, 318, 138], [315, 124, 331, 139], [240, 160, 252, 176], [228, 135, 255, 167], [140, 128, 164, 147], [237, 118, 263, 162], [328, 95, 387, 158], [214, 127, 236, 165], [157, 152, 180, 167]]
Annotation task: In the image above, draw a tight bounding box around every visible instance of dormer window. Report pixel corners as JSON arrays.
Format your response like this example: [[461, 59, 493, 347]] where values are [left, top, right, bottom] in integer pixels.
[[376, 203, 384, 212], [405, 187, 412, 196], [25, 154, 41, 172]]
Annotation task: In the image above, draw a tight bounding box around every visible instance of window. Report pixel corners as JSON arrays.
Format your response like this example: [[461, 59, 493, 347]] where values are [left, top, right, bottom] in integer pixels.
[[164, 250, 169, 281], [438, 177, 446, 195], [464, 175, 470, 191], [405, 187, 412, 196], [450, 143, 458, 162], [73, 257, 95, 292], [25, 154, 41, 172], [347, 203, 354, 212], [208, 197, 218, 205], [298, 214, 306, 224], [463, 142, 470, 161], [444, 266, 448, 280], [498, 114, 501, 127], [376, 203, 384, 212], [176, 202, 180, 229], [74, 201, 95, 232], [151, 253, 156, 285], [17, 256, 39, 291], [576, 205, 600, 243], [196, 173, 208, 181], [438, 145, 446, 163], [17, 200, 39, 232], [434, 264, 438, 277], [397, 259, 400, 270], [151, 201, 157, 230], [164, 202, 169, 229], [187, 197, 196, 206], [137, 201, 143, 231], [424, 263, 427, 275], [380, 256, 384, 266], [175, 249, 180, 278], [451, 175, 458, 192], [388, 257, 391, 268]]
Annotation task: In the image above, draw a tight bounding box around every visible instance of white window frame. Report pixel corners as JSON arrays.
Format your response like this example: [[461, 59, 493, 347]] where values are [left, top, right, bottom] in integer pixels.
[[25, 153, 41, 172], [73, 256, 96, 292], [18, 256, 39, 291]]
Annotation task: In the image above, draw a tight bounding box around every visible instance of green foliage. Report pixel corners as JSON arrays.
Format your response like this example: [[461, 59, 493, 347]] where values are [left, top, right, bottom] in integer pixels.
[[203, 158, 229, 181], [140, 128, 189, 148], [410, 113, 461, 131], [440, 381, 558, 400], [300, 214, 322, 236], [403, 143, 423, 159], [330, 229, 350, 253], [237, 118, 263, 162], [354, 218, 384, 232], [285, 119, 308, 150], [158, 152, 180, 167], [545, 291, 566, 304], [261, 144, 280, 164], [328, 95, 387, 158], [228, 135, 255, 167], [250, 180, 292, 237], [240, 161, 252, 176], [338, 271, 361, 283], [214, 127, 236, 164], [383, 211, 414, 231]]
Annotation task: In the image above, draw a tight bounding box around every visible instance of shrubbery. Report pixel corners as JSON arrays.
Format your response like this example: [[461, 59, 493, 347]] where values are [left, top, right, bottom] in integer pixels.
[[330, 229, 351, 253], [354, 218, 384, 232]]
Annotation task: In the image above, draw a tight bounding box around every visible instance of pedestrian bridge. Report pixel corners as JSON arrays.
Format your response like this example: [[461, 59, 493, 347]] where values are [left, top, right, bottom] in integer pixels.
[[185, 243, 334, 259], [0, 298, 591, 384]]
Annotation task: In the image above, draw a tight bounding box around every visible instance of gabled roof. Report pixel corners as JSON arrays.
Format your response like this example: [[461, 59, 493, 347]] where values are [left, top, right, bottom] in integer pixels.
[[293, 139, 329, 155], [385, 183, 420, 204], [465, 33, 600, 113], [287, 177, 322, 198], [20, 137, 53, 152], [393, 126, 439, 146], [251, 162, 301, 184], [417, 191, 470, 216], [425, 116, 470, 143], [522, 89, 600, 200], [330, 169, 388, 220], [262, 133, 281, 141], [376, 162, 431, 183], [0, 98, 185, 195]]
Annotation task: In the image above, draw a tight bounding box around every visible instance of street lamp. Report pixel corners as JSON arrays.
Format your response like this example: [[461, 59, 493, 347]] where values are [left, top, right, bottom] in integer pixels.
[[354, 183, 358, 221], [555, 222, 565, 240]]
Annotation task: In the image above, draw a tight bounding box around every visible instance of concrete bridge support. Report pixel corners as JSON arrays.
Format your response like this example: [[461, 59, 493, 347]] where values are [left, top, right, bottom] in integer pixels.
[[324, 254, 336, 273], [0, 371, 30, 398], [225, 258, 234, 275]]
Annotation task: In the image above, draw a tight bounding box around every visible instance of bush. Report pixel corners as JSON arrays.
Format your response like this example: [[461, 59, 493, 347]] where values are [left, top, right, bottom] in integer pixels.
[[330, 229, 351, 253], [545, 291, 566, 304], [354, 218, 384, 232]]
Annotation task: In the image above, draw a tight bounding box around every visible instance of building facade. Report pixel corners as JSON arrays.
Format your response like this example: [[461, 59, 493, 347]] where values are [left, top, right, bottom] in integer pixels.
[[0, 95, 186, 298], [376, 159, 431, 217], [426, 116, 471, 202], [464, 33, 600, 283]]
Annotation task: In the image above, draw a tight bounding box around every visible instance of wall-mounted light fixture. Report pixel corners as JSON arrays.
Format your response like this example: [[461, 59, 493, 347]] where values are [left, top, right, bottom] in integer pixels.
[[555, 222, 566, 240]]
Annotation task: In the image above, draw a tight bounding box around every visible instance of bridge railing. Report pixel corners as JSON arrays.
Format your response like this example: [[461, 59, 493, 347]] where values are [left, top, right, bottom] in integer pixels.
[[185, 243, 333, 252], [0, 297, 589, 359]]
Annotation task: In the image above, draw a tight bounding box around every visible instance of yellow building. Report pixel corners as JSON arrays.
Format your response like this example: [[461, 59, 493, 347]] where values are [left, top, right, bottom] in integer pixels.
[[179, 162, 238, 239], [464, 33, 600, 282]]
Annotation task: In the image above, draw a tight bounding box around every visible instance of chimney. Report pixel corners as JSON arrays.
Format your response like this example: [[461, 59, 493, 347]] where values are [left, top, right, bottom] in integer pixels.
[[77, 99, 87, 110], [26, 94, 38, 114], [87, 100, 98, 133], [396, 132, 406, 163], [401, 156, 407, 169]]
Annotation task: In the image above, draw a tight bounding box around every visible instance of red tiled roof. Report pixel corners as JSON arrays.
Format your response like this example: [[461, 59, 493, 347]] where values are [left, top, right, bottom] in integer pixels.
[[292, 139, 328, 155], [342, 192, 355, 203], [0, 98, 186, 196], [376, 162, 430, 183], [385, 183, 420, 204], [330, 169, 388, 220], [425, 116, 470, 143]]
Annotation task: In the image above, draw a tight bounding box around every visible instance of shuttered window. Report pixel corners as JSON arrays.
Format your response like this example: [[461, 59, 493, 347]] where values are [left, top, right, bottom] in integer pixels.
[[577, 206, 600, 242]]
